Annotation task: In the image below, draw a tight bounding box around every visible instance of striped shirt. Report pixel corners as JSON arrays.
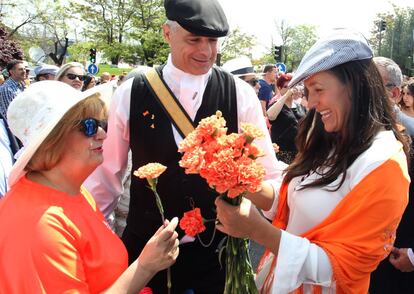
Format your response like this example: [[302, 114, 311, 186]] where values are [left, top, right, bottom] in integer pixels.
[[0, 78, 25, 118]]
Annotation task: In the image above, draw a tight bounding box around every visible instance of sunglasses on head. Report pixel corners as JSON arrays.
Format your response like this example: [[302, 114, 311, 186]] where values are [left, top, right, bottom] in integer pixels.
[[79, 118, 107, 137], [66, 73, 87, 81]]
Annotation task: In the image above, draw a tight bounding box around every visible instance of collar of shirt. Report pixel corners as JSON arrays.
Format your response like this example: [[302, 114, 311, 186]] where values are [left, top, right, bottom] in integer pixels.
[[163, 54, 212, 120], [5, 78, 25, 91]]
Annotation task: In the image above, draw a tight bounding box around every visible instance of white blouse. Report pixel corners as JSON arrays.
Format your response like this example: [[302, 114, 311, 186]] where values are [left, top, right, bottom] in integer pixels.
[[261, 130, 401, 293]]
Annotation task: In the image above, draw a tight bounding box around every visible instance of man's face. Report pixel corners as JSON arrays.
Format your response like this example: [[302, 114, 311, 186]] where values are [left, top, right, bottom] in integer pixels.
[[9, 63, 26, 82], [163, 24, 218, 75], [377, 65, 401, 104], [266, 67, 277, 83]]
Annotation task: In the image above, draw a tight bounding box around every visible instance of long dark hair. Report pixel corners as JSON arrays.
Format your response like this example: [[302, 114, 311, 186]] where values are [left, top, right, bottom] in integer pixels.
[[284, 59, 409, 190]]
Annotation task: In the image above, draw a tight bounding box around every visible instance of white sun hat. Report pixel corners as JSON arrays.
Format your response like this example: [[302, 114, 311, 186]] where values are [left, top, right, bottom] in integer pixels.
[[222, 56, 260, 77], [7, 80, 115, 187]]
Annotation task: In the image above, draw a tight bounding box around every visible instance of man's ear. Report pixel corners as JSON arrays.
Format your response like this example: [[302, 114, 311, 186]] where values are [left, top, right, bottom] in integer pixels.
[[392, 86, 402, 104], [162, 24, 171, 43]]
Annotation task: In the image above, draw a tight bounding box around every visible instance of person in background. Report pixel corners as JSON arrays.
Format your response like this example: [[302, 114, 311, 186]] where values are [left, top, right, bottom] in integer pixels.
[[0, 81, 179, 293], [215, 28, 409, 293], [117, 74, 126, 87], [0, 60, 26, 118], [82, 74, 97, 91], [370, 66, 414, 293], [267, 73, 307, 163], [0, 74, 5, 86], [374, 56, 414, 137], [84, 0, 283, 292], [55, 62, 86, 91], [400, 82, 414, 118], [222, 56, 262, 95], [34, 64, 59, 82], [258, 64, 278, 115], [99, 72, 111, 84]]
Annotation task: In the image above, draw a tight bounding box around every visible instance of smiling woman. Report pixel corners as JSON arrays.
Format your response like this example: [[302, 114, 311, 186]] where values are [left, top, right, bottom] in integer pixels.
[[214, 28, 410, 294]]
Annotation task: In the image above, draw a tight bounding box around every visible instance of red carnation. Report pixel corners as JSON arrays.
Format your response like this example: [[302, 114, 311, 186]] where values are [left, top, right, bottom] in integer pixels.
[[179, 208, 206, 237]]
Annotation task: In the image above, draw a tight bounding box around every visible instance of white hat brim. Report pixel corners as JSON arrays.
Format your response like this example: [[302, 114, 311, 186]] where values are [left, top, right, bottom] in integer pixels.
[[8, 81, 116, 187]]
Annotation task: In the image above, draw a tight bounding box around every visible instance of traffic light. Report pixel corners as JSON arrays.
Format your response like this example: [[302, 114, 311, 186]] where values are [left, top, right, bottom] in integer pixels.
[[274, 46, 282, 62], [380, 20, 387, 32], [89, 48, 97, 64]]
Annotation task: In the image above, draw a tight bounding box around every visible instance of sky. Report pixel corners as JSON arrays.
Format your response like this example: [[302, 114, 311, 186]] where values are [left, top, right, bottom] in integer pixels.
[[217, 0, 414, 58]]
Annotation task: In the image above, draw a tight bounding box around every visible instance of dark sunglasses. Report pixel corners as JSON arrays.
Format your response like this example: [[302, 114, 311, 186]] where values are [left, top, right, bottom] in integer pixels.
[[66, 73, 87, 81], [79, 118, 107, 137]]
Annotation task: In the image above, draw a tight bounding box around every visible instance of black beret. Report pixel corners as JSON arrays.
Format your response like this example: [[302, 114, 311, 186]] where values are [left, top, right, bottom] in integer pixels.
[[164, 0, 229, 37]]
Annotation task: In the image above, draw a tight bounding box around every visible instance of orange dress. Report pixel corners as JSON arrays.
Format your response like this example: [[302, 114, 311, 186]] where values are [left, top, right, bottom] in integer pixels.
[[0, 176, 128, 293]]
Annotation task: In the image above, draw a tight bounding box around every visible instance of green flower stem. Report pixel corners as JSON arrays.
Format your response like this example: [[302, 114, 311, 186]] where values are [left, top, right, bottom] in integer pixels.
[[220, 193, 258, 294], [151, 187, 165, 224], [147, 180, 170, 293]]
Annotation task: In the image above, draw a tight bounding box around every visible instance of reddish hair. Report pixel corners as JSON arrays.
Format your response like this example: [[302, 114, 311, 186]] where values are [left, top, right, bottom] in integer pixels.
[[276, 73, 292, 89]]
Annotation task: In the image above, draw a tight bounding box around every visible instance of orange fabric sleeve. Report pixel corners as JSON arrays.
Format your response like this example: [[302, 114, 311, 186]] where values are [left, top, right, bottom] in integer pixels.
[[258, 147, 409, 294]]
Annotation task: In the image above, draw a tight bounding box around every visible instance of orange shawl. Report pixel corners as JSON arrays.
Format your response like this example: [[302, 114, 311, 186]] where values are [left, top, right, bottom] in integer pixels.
[[257, 146, 409, 294]]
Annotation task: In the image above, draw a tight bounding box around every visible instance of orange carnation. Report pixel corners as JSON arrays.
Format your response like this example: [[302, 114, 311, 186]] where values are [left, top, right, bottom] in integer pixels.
[[179, 208, 206, 237], [134, 163, 167, 179], [240, 123, 264, 141]]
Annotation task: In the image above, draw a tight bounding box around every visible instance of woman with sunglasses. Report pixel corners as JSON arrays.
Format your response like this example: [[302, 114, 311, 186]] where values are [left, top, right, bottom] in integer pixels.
[[56, 62, 87, 91], [0, 81, 179, 293]]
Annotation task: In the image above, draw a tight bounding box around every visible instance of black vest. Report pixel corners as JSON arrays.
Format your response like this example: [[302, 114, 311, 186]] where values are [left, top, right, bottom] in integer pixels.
[[128, 66, 237, 243]]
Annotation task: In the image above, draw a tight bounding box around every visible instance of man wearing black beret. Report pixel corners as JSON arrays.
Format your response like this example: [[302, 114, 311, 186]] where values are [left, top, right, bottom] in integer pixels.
[[85, 0, 283, 292]]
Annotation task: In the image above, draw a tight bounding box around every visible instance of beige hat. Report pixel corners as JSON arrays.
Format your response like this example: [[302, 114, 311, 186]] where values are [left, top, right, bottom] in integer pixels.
[[7, 80, 115, 187]]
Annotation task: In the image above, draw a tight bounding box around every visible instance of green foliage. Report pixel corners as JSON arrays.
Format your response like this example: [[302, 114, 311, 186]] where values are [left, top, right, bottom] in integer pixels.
[[220, 27, 256, 63], [67, 41, 97, 63], [96, 64, 132, 76], [282, 24, 317, 72], [68, 0, 167, 66], [129, 0, 168, 66], [69, 0, 137, 65], [371, 6, 414, 76], [253, 54, 275, 67]]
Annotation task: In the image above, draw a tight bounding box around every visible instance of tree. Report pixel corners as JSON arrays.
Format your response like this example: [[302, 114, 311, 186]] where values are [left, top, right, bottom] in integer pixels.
[[1, 0, 77, 66], [0, 26, 24, 68], [371, 6, 414, 76], [271, 22, 316, 72], [284, 25, 317, 71], [70, 0, 137, 65], [67, 41, 96, 63], [219, 27, 256, 64], [129, 0, 169, 66], [0, 0, 46, 37]]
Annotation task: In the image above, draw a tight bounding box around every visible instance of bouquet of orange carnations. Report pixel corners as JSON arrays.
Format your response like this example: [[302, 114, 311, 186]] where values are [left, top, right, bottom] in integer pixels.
[[178, 111, 265, 294]]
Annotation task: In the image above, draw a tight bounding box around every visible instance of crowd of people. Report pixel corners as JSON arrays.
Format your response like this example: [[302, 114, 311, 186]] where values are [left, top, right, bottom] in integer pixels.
[[0, 0, 414, 293]]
